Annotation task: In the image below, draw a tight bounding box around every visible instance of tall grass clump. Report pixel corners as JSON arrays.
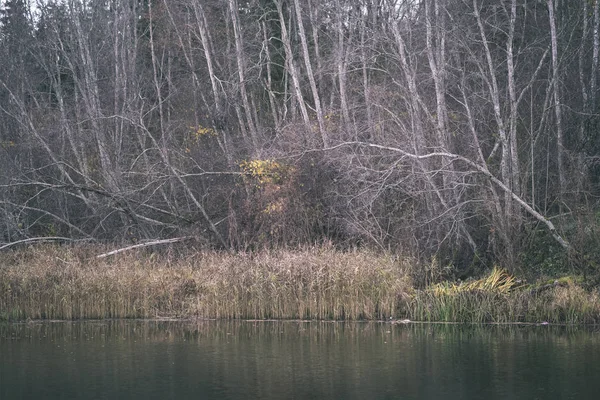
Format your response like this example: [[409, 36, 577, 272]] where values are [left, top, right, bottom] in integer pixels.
[[514, 283, 600, 324], [193, 249, 412, 320], [407, 268, 518, 323], [407, 267, 600, 324], [0, 245, 198, 320], [0, 245, 411, 321]]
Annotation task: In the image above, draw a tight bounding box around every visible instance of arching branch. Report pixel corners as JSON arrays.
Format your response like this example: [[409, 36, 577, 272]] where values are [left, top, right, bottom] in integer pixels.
[[321, 141, 571, 251]]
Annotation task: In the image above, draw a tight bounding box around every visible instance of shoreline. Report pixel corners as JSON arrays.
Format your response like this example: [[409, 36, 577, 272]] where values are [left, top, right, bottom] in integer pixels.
[[2, 245, 599, 324], [4, 318, 599, 327]]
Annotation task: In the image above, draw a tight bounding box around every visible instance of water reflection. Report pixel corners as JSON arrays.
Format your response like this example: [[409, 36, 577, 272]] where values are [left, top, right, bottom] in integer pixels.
[[1, 321, 599, 399]]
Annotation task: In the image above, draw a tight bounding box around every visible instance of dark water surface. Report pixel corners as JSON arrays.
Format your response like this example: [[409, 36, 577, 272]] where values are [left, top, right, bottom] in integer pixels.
[[1, 320, 600, 399]]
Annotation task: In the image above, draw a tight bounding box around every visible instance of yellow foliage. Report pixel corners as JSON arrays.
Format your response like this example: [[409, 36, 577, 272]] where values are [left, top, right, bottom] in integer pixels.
[[189, 124, 217, 141], [239, 159, 294, 187], [430, 267, 522, 296], [263, 198, 286, 215]]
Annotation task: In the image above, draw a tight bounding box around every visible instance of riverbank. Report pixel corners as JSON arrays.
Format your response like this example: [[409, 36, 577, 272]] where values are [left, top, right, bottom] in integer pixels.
[[1, 246, 598, 323]]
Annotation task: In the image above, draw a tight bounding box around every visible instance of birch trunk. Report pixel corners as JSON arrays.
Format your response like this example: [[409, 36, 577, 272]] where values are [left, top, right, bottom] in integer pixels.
[[228, 0, 259, 151], [293, 0, 328, 147], [473, 0, 513, 219], [547, 0, 566, 200], [275, 1, 311, 138]]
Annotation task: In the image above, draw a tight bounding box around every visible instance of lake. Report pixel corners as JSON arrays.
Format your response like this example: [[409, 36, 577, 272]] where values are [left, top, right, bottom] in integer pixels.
[[1, 320, 599, 399]]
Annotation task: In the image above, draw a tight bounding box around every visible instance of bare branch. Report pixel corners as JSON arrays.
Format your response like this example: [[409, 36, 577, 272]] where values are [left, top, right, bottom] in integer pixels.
[[0, 237, 92, 251], [95, 237, 194, 259]]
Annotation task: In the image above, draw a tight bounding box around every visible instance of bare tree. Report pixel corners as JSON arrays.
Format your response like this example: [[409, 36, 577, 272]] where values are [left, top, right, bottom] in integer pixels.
[[1, 0, 599, 273]]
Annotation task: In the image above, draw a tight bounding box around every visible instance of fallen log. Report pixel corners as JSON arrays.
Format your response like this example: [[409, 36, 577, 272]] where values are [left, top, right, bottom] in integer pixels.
[[96, 237, 193, 258]]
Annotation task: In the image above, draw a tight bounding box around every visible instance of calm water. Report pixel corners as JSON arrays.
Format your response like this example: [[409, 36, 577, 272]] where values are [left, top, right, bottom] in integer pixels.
[[1, 321, 600, 399]]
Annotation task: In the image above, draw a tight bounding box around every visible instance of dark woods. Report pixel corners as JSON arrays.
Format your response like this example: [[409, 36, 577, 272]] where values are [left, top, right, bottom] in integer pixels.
[[1, 0, 599, 274]]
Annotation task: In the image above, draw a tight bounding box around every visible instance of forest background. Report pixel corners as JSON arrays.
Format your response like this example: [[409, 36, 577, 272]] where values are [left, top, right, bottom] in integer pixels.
[[1, 0, 599, 280]]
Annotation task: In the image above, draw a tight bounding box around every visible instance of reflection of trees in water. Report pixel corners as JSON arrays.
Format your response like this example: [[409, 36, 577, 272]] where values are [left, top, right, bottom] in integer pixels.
[[2, 321, 600, 399]]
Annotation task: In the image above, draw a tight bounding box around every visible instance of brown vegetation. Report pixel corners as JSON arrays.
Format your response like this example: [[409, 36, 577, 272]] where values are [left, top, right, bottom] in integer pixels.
[[1, 246, 599, 324], [0, 246, 411, 321]]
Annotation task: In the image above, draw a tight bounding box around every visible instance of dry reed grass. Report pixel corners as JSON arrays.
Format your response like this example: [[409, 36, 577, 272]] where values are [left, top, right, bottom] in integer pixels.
[[430, 267, 522, 296], [0, 245, 411, 321], [1, 246, 599, 323]]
